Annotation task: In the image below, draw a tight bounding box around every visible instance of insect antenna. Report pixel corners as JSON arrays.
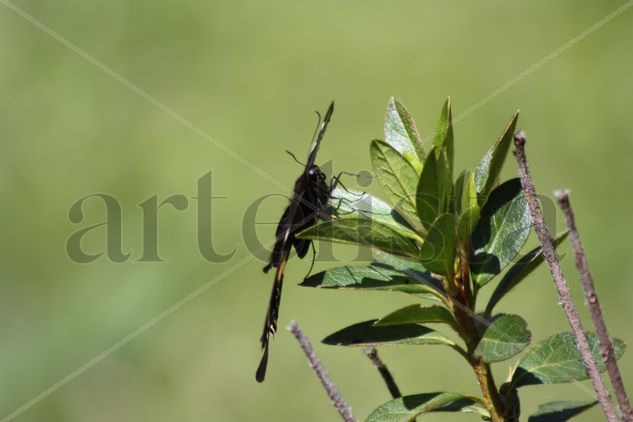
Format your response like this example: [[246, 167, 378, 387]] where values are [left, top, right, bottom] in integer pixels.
[[285, 150, 305, 167]]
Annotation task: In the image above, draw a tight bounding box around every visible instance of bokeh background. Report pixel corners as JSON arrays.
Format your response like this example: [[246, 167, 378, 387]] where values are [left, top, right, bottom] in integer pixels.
[[1, 1, 632, 421]]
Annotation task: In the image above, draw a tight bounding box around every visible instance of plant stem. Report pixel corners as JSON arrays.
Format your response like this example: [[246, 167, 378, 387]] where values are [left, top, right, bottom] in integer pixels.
[[556, 190, 633, 421], [287, 321, 357, 422], [513, 131, 619, 422], [472, 359, 504, 422], [450, 255, 505, 421], [451, 300, 504, 420]]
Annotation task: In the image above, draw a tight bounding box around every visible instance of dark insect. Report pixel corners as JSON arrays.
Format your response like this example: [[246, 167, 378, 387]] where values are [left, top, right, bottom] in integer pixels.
[[256, 101, 335, 382]]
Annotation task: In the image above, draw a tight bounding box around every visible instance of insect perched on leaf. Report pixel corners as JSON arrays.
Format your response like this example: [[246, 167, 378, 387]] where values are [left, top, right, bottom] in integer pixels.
[[256, 101, 336, 382]]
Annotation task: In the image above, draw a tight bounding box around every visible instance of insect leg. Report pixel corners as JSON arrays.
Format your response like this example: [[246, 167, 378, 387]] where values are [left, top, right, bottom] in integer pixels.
[[303, 241, 317, 281]]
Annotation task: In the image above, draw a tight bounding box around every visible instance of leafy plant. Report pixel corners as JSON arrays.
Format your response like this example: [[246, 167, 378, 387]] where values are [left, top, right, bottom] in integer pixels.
[[298, 98, 626, 421]]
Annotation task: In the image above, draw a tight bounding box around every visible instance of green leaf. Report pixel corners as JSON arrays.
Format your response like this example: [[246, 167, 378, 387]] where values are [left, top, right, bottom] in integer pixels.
[[457, 206, 480, 251], [454, 170, 478, 216], [370, 251, 448, 301], [323, 320, 455, 348], [367, 392, 483, 422], [375, 304, 456, 328], [416, 147, 451, 229], [470, 178, 532, 286], [432, 98, 454, 174], [371, 249, 428, 274], [512, 332, 627, 387], [474, 314, 531, 363], [420, 214, 456, 279], [298, 217, 421, 259], [384, 97, 425, 160], [475, 112, 519, 201], [300, 265, 444, 300], [485, 232, 569, 314], [371, 140, 422, 231], [528, 401, 597, 422], [329, 188, 422, 242]]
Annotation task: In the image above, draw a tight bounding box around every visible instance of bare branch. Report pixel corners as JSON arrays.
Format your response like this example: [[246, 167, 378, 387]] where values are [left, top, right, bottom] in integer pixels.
[[513, 131, 618, 422], [556, 189, 633, 421], [287, 321, 357, 422], [363, 347, 402, 399]]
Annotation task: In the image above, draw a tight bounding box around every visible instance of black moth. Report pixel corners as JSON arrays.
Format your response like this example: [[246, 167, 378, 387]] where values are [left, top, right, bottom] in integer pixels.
[[256, 101, 335, 382]]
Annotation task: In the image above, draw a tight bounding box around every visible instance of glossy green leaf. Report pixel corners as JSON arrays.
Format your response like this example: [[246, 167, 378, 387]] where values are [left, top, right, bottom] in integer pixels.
[[485, 232, 569, 314], [457, 206, 480, 251], [474, 314, 531, 363], [470, 178, 532, 286], [367, 392, 484, 422], [420, 214, 456, 279], [300, 265, 444, 300], [384, 97, 425, 160], [454, 169, 478, 216], [371, 249, 428, 274], [329, 188, 422, 242], [528, 401, 597, 422], [298, 217, 420, 259], [416, 147, 451, 229], [369, 250, 449, 300], [432, 98, 454, 174], [374, 304, 456, 328], [371, 140, 422, 231], [512, 332, 626, 387], [474, 112, 519, 201], [322, 320, 455, 347]]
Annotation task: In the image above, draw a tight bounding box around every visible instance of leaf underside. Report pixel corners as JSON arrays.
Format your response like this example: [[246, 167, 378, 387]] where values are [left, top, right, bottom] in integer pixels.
[[367, 392, 486, 422], [512, 332, 626, 387], [527, 400, 597, 422]]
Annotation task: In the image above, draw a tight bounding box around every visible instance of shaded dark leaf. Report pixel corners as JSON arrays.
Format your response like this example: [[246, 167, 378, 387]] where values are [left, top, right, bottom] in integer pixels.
[[485, 232, 568, 314], [528, 401, 597, 422], [471, 178, 532, 286], [323, 320, 455, 347]]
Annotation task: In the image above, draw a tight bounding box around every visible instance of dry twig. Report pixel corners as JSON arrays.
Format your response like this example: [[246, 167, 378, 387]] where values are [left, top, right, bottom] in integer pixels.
[[287, 321, 357, 422], [513, 131, 618, 422], [556, 190, 633, 421]]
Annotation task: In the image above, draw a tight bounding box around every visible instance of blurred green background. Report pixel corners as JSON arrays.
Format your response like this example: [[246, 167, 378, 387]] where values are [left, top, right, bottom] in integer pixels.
[[1, 1, 632, 421]]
